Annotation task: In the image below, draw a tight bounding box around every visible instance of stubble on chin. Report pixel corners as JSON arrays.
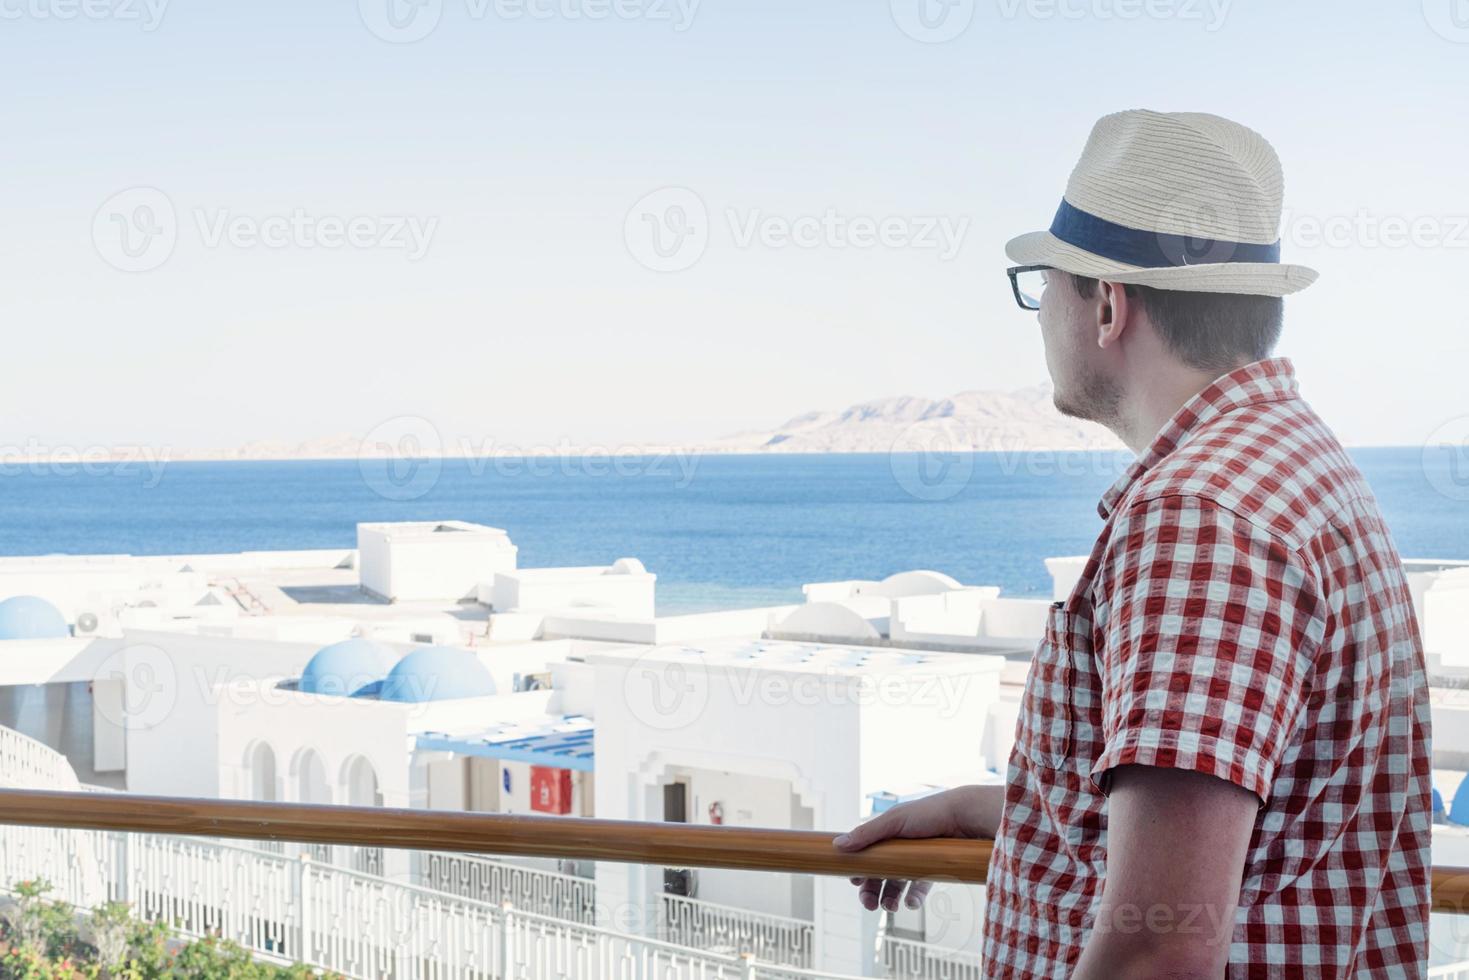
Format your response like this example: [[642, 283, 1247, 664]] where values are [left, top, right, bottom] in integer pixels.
[[1053, 389, 1087, 422], [1052, 374, 1121, 429]]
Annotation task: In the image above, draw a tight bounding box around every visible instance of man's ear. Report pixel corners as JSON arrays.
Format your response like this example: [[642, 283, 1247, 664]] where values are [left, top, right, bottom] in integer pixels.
[[1095, 280, 1133, 350]]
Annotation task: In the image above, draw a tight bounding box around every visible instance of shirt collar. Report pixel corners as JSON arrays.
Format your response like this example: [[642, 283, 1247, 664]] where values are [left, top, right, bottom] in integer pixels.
[[1097, 357, 1301, 519]]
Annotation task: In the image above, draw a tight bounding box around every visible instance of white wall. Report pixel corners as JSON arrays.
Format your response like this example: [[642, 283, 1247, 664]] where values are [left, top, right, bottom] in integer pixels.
[[121, 629, 329, 797], [488, 566, 656, 619], [981, 694, 1021, 778], [0, 638, 118, 687], [1436, 701, 1469, 769], [890, 590, 992, 638], [918, 882, 987, 955], [467, 642, 577, 696], [857, 668, 1001, 793], [1044, 556, 1089, 602], [539, 606, 795, 645], [216, 680, 413, 808], [772, 602, 886, 643], [677, 767, 803, 917], [549, 661, 597, 718], [890, 596, 1049, 650], [977, 598, 1050, 641], [427, 756, 467, 809], [1424, 571, 1469, 666], [358, 523, 517, 602]]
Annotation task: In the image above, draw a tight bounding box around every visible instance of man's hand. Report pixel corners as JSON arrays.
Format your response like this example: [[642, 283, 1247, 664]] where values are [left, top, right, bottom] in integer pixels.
[[832, 784, 1003, 912]]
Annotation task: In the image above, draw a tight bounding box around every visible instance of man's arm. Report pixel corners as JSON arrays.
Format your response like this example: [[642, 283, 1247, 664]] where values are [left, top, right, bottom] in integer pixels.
[[1072, 764, 1256, 979]]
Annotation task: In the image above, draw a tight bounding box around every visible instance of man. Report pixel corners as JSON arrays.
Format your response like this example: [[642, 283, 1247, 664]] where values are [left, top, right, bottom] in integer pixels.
[[834, 110, 1431, 977]]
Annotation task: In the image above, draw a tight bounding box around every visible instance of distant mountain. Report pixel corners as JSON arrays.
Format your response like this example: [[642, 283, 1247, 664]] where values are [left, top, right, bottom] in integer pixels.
[[703, 384, 1123, 454], [67, 383, 1121, 463]]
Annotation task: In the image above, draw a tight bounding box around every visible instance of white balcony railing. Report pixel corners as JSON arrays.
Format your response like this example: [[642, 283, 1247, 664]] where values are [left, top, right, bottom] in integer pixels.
[[659, 892, 815, 968], [0, 818, 828, 980], [0, 720, 859, 979], [879, 932, 984, 980], [419, 850, 599, 925], [0, 722, 83, 791]]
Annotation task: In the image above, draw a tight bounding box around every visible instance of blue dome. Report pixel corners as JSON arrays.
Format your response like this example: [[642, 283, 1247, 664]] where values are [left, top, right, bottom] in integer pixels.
[[0, 596, 68, 640], [378, 646, 496, 703], [300, 638, 397, 696], [1451, 779, 1469, 827]]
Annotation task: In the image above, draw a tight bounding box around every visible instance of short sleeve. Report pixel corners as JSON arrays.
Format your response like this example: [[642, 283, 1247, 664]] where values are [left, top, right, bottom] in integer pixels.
[[1089, 494, 1326, 803]]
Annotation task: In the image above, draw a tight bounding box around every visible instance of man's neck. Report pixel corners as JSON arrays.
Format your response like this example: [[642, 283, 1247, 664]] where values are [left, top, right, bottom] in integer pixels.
[[1111, 365, 1229, 455]]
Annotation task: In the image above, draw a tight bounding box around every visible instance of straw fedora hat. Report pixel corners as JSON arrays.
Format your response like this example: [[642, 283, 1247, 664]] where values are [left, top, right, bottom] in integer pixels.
[[1006, 109, 1316, 296]]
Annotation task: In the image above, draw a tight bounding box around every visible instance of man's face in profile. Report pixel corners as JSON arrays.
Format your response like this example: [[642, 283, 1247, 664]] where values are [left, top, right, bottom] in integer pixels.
[[1037, 270, 1119, 427]]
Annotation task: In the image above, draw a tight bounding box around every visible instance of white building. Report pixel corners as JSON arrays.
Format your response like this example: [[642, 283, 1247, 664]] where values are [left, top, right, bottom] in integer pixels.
[[358, 520, 518, 602], [591, 638, 1005, 970]]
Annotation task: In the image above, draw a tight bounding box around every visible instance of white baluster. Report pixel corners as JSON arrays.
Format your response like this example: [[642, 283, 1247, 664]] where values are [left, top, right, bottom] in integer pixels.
[[297, 852, 312, 963], [500, 901, 515, 979]]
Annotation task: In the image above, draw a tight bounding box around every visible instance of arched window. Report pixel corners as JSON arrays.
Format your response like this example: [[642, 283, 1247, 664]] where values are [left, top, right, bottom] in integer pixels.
[[246, 742, 277, 802], [342, 755, 383, 807], [294, 749, 331, 805]]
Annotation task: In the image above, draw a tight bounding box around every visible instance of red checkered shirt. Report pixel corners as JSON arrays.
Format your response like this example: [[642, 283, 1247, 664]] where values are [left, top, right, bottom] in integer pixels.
[[982, 358, 1431, 978]]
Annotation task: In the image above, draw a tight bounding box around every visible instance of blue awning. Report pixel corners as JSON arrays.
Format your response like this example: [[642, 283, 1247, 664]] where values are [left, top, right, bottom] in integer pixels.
[[417, 717, 595, 772]]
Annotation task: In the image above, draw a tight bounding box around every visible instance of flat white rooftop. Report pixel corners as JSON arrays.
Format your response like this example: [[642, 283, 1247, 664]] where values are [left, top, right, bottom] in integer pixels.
[[591, 637, 1002, 677], [357, 520, 513, 542]]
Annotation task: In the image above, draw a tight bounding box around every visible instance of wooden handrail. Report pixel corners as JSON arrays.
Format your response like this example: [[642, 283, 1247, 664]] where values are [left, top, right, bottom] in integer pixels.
[[1, 789, 1466, 913], [1435, 866, 1469, 915], [0, 789, 990, 884]]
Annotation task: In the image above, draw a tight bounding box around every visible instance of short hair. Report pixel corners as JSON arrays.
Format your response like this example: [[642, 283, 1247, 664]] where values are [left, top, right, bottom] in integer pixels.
[[1068, 274, 1283, 372]]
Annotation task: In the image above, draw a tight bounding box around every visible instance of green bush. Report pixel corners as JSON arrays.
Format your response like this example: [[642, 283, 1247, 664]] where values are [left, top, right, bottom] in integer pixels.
[[0, 881, 338, 980]]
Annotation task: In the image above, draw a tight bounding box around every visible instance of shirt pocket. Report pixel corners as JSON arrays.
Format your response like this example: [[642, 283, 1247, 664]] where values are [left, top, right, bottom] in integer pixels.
[[1017, 603, 1075, 769]]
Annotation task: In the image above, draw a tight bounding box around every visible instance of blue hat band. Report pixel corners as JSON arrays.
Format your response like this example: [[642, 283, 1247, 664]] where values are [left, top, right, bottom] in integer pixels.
[[1048, 198, 1281, 268]]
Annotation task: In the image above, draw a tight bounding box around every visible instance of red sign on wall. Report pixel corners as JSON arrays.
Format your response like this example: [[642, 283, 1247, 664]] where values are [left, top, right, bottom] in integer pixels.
[[530, 766, 572, 815]]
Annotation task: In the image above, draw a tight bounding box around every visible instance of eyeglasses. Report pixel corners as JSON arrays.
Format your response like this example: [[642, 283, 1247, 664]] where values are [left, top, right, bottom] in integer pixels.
[[1007, 264, 1053, 311]]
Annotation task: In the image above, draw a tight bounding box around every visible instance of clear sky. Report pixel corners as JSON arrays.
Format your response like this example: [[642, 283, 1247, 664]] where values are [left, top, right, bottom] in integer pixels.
[[1, 0, 1464, 451]]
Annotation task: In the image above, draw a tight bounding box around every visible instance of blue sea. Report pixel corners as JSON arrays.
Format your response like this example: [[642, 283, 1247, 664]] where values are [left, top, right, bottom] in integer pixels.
[[0, 448, 1464, 613]]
